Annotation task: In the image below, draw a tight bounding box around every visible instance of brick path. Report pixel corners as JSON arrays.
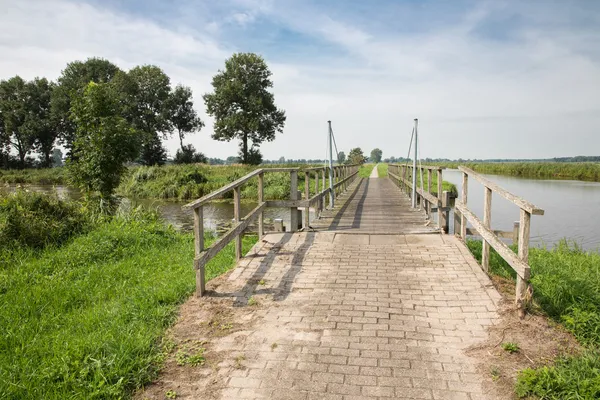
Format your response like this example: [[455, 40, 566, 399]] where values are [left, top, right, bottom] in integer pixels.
[[213, 232, 502, 400]]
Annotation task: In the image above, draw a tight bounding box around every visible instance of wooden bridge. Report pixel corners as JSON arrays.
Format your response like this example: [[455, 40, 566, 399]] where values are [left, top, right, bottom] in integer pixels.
[[180, 163, 544, 400]]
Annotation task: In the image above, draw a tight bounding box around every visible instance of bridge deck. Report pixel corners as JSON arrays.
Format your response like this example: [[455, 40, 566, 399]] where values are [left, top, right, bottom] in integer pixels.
[[310, 176, 439, 234], [143, 175, 504, 399]]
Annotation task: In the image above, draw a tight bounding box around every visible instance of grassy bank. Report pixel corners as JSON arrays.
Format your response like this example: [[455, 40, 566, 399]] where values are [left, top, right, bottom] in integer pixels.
[[377, 163, 388, 177], [431, 162, 600, 182], [0, 167, 67, 185], [358, 163, 375, 178], [467, 240, 600, 398], [0, 191, 257, 399]]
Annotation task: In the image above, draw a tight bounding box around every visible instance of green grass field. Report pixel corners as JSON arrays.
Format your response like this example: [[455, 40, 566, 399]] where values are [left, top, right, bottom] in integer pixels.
[[358, 163, 375, 178], [0, 192, 257, 399], [467, 240, 600, 398], [377, 163, 388, 177]]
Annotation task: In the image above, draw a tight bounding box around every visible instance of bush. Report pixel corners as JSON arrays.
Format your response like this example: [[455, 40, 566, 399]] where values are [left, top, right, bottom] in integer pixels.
[[173, 144, 208, 164], [0, 191, 89, 249]]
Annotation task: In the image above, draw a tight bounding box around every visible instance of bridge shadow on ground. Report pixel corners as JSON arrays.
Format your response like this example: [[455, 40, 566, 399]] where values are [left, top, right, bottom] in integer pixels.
[[327, 179, 369, 231]]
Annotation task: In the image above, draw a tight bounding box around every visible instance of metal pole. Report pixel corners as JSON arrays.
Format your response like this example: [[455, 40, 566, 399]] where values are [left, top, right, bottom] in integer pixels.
[[412, 118, 418, 208], [328, 120, 335, 208]]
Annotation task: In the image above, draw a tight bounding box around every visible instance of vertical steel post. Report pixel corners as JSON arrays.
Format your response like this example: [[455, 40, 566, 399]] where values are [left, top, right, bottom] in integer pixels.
[[328, 121, 334, 208], [412, 118, 418, 208]]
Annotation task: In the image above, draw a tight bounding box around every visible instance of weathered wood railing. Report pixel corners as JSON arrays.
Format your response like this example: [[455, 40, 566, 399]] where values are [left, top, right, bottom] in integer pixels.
[[387, 164, 451, 231], [453, 166, 544, 316], [183, 164, 360, 296]]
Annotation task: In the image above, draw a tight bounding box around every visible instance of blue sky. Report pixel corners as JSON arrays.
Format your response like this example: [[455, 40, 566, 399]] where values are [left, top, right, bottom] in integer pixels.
[[1, 0, 599, 160]]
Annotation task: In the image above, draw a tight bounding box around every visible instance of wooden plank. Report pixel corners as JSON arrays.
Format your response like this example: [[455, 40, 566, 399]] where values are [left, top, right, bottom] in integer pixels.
[[258, 172, 264, 239], [290, 170, 298, 232], [266, 200, 309, 208], [482, 186, 492, 272], [234, 186, 242, 261], [516, 209, 532, 316], [465, 227, 514, 239], [390, 164, 445, 170], [458, 166, 544, 215], [455, 200, 530, 280], [512, 221, 520, 244], [333, 171, 359, 189], [193, 206, 205, 297], [304, 171, 310, 229], [263, 167, 300, 172], [437, 170, 443, 205], [184, 169, 262, 209], [194, 202, 267, 268]]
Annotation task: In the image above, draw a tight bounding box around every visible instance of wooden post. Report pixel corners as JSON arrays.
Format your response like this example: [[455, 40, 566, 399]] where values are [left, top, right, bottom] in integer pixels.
[[233, 186, 242, 261], [440, 191, 450, 233], [258, 172, 264, 239], [290, 170, 298, 232], [437, 169, 443, 205], [454, 208, 461, 236], [427, 168, 432, 216], [512, 221, 520, 245], [193, 206, 205, 297], [304, 171, 310, 229], [461, 172, 468, 239], [314, 171, 320, 217], [322, 167, 326, 208], [516, 209, 531, 317], [482, 186, 492, 272]]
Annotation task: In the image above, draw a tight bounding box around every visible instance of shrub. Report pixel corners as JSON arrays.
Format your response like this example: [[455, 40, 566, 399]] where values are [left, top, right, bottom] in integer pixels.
[[0, 191, 89, 249]]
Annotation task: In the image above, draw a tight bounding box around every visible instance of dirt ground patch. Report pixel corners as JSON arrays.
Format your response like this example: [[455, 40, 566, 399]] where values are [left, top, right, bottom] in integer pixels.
[[134, 271, 264, 400], [466, 294, 580, 399]]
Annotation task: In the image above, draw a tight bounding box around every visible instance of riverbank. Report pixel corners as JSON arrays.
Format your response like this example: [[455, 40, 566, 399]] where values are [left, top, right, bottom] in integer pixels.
[[466, 240, 600, 398], [431, 161, 600, 182], [0, 191, 257, 399]]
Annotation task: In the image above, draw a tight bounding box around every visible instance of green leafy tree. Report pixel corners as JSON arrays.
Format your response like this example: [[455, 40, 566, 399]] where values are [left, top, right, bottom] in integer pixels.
[[51, 148, 63, 167], [347, 147, 366, 165], [337, 151, 346, 164], [173, 144, 207, 164], [0, 76, 34, 168], [25, 78, 57, 167], [51, 58, 121, 150], [370, 148, 382, 163], [203, 53, 286, 164], [67, 82, 141, 200], [166, 84, 204, 151], [127, 65, 172, 165]]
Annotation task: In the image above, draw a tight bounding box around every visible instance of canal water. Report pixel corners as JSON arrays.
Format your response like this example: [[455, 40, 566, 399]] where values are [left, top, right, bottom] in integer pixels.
[[442, 170, 600, 250], [1, 184, 308, 233]]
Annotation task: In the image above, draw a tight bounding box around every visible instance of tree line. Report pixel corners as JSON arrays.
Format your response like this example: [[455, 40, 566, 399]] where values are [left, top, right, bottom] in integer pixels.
[[0, 53, 286, 172]]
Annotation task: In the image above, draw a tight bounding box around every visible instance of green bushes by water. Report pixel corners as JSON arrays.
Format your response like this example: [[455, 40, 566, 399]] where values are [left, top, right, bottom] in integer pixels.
[[467, 240, 600, 398], [432, 162, 600, 182], [0, 191, 258, 399]]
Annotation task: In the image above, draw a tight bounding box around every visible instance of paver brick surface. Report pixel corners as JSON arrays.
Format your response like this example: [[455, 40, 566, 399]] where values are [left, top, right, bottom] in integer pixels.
[[209, 231, 503, 399]]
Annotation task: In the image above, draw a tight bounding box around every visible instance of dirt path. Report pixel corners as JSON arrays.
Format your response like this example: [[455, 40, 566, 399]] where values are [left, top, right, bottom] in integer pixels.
[[370, 164, 379, 178]]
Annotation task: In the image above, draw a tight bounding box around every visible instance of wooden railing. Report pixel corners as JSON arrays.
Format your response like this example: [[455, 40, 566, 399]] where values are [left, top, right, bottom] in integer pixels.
[[387, 164, 451, 231], [453, 166, 544, 316], [183, 164, 360, 296]]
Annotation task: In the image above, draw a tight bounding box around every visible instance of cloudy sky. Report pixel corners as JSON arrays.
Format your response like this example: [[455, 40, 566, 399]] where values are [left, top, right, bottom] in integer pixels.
[[1, 0, 599, 160]]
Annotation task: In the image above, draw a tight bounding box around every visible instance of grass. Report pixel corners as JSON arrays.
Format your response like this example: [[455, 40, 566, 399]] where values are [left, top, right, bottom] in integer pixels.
[[0, 167, 67, 185], [358, 164, 375, 178], [377, 163, 388, 177], [0, 193, 258, 399], [466, 239, 600, 398], [430, 162, 600, 182]]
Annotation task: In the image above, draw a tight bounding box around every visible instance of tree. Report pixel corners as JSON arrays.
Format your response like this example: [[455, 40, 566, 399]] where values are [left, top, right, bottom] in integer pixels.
[[0, 76, 34, 168], [67, 82, 141, 201], [278, 156, 285, 164], [127, 65, 172, 165], [347, 147, 366, 165], [226, 156, 239, 164], [52, 58, 121, 150], [370, 148, 383, 163], [204, 53, 286, 164], [240, 144, 262, 165], [337, 151, 346, 164], [25, 78, 57, 167], [166, 84, 204, 151], [174, 144, 207, 164]]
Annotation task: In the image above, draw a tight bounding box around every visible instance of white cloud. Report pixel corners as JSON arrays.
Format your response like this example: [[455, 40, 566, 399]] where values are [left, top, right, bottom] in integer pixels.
[[1, 0, 599, 160]]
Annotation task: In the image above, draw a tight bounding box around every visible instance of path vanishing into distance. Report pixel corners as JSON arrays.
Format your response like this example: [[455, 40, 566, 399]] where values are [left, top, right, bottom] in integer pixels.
[[142, 171, 505, 400]]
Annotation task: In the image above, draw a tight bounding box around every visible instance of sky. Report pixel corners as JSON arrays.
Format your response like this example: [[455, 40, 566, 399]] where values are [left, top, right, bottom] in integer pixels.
[[1, 0, 599, 160]]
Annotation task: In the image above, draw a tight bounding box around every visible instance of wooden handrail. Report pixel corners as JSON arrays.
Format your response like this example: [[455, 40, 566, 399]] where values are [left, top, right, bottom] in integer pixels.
[[186, 163, 361, 297], [458, 166, 544, 215], [454, 165, 544, 317], [184, 169, 263, 210], [389, 163, 446, 170]]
